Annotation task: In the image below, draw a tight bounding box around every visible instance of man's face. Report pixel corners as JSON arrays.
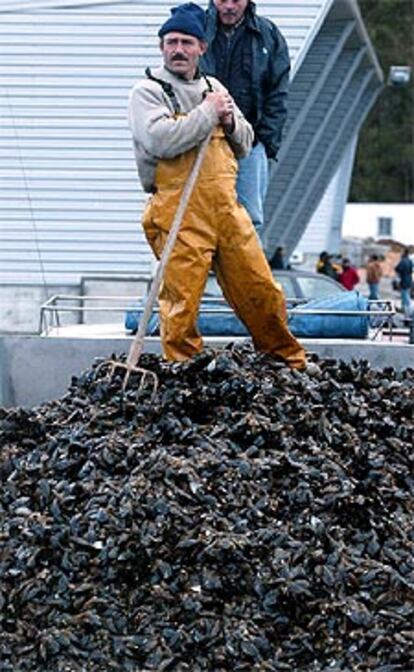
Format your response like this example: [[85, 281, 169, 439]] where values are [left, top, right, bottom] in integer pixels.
[[213, 0, 249, 26], [161, 32, 207, 80]]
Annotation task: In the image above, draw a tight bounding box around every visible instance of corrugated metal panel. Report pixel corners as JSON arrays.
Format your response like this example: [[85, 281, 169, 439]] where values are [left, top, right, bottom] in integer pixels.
[[0, 6, 160, 284], [0, 0, 327, 285]]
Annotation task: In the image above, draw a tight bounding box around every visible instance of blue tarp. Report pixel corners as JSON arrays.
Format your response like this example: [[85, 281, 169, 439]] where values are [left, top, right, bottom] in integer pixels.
[[288, 292, 369, 339], [124, 299, 247, 336], [125, 291, 369, 339], [125, 299, 159, 335]]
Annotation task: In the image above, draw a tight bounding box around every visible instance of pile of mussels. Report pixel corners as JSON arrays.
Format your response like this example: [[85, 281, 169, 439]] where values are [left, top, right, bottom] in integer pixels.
[[1, 343, 414, 671]]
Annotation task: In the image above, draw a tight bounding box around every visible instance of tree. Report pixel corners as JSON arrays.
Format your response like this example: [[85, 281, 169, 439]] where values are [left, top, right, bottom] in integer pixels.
[[350, 0, 414, 202]]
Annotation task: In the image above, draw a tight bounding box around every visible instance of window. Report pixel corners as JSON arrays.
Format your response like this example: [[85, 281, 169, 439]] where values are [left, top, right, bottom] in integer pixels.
[[378, 217, 392, 237], [275, 275, 296, 298], [296, 276, 344, 300]]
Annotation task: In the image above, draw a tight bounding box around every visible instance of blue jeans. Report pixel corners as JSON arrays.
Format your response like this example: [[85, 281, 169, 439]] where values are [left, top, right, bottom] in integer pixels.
[[236, 142, 268, 241], [368, 283, 379, 301], [401, 288, 412, 316]]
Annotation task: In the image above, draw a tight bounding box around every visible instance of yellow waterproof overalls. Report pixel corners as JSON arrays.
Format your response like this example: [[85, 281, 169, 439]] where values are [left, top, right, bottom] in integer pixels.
[[142, 124, 306, 369]]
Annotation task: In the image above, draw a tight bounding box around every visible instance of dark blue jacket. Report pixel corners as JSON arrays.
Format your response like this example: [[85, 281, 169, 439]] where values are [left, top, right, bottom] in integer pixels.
[[201, 1, 290, 159], [395, 255, 413, 289]]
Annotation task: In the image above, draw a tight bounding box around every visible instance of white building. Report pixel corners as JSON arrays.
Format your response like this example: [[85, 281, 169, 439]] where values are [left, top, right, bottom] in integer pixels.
[[342, 203, 414, 246]]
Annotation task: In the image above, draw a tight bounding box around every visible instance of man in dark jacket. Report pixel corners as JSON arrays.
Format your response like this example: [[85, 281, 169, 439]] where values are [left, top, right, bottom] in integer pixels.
[[395, 247, 413, 317], [201, 0, 290, 239]]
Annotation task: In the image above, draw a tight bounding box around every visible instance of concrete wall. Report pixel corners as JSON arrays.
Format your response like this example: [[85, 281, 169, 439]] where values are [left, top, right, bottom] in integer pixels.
[[80, 276, 151, 324], [0, 277, 151, 334], [0, 335, 163, 408], [0, 283, 80, 334], [1, 334, 413, 408]]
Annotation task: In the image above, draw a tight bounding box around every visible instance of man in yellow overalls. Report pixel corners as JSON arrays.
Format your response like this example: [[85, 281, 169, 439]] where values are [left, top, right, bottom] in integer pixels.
[[128, 2, 306, 370]]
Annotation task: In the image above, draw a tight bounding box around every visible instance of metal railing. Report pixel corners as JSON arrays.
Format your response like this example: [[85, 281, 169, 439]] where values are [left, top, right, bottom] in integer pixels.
[[39, 294, 397, 342]]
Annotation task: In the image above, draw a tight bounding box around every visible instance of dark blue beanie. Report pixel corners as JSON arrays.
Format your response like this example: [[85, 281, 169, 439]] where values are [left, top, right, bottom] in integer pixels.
[[158, 2, 206, 41]]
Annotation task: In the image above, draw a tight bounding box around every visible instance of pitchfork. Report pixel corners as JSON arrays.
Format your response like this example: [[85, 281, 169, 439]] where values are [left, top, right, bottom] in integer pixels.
[[104, 131, 213, 395]]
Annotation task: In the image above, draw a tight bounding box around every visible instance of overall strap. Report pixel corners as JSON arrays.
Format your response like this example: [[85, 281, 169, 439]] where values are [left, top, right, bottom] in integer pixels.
[[201, 72, 214, 94], [145, 67, 181, 114]]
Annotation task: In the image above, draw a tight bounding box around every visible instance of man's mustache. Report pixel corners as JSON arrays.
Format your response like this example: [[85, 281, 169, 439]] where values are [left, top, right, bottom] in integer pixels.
[[171, 54, 188, 62]]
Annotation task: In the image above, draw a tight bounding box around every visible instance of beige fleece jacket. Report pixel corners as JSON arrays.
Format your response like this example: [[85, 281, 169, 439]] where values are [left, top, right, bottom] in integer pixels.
[[128, 65, 253, 193]]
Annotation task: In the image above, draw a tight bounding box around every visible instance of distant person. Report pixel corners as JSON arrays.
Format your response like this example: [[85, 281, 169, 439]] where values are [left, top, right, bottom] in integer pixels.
[[395, 247, 413, 317], [316, 251, 339, 281], [270, 245, 291, 270], [366, 254, 383, 300], [332, 254, 343, 276], [338, 258, 360, 291]]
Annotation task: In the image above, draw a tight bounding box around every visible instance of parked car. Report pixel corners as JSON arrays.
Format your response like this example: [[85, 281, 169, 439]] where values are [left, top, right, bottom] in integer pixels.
[[204, 269, 346, 304]]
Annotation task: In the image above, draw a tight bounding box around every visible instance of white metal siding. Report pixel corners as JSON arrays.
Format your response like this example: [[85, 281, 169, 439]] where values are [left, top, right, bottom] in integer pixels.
[[0, 0, 382, 284], [0, 0, 326, 284], [0, 6, 167, 284]]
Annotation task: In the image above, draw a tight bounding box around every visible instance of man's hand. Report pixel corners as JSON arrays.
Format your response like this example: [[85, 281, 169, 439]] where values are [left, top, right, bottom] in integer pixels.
[[205, 91, 235, 132]]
